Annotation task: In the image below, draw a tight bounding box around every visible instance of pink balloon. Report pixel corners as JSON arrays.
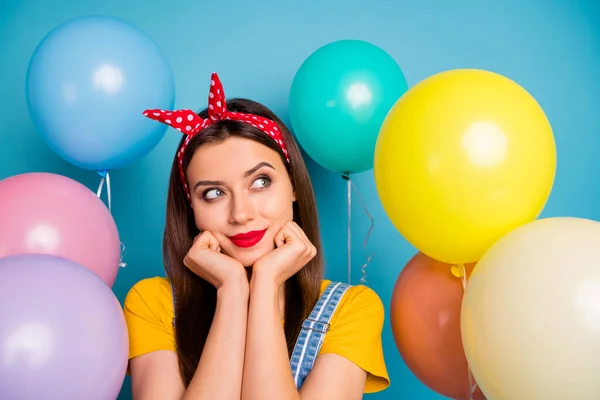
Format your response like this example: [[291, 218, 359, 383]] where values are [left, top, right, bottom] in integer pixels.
[[0, 172, 120, 287]]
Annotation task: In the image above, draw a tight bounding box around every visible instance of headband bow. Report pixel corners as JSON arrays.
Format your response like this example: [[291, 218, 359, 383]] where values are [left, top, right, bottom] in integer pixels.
[[143, 72, 289, 201]]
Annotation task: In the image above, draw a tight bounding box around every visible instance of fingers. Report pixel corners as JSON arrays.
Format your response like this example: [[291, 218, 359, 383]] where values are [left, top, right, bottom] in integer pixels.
[[287, 222, 309, 242], [274, 221, 301, 247], [292, 222, 317, 259], [274, 223, 292, 247], [279, 222, 317, 259], [185, 232, 219, 269], [195, 231, 221, 252]]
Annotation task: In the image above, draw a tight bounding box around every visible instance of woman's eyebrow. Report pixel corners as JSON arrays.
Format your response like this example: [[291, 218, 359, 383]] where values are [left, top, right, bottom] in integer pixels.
[[244, 162, 275, 178], [194, 179, 224, 190]]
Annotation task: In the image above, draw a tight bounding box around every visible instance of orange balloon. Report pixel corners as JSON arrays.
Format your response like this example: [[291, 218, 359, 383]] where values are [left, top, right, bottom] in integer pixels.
[[391, 252, 485, 400]]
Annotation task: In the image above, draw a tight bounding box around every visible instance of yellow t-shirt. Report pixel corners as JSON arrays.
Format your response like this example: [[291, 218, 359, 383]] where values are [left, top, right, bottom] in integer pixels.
[[123, 277, 390, 393]]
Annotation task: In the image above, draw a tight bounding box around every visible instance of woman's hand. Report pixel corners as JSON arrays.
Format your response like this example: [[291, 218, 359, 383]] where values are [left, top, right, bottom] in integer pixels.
[[184, 231, 247, 290], [252, 221, 317, 286]]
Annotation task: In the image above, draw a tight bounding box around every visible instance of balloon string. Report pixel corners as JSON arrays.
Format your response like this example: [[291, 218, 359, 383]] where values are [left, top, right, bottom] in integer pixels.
[[96, 171, 126, 268], [119, 242, 127, 268], [458, 264, 467, 290], [349, 179, 373, 285], [96, 175, 105, 199], [471, 382, 478, 398], [96, 170, 112, 213], [106, 171, 112, 213], [456, 264, 477, 400], [343, 173, 352, 284]]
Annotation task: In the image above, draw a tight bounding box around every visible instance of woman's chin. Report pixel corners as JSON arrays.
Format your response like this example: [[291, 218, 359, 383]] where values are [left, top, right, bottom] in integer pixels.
[[220, 234, 276, 267], [228, 246, 271, 268]]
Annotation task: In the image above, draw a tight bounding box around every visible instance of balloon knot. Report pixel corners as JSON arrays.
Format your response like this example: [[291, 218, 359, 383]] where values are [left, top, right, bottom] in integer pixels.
[[451, 264, 465, 278]]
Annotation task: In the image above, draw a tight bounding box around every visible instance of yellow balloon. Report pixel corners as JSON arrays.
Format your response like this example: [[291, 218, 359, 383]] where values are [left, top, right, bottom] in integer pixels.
[[461, 217, 600, 399], [374, 69, 556, 264]]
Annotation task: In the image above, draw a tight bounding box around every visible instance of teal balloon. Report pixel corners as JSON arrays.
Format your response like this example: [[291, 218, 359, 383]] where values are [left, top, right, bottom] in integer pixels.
[[289, 40, 408, 174]]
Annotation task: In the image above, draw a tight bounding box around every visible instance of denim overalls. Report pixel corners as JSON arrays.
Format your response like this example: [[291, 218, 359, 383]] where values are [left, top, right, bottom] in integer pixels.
[[171, 280, 350, 389]]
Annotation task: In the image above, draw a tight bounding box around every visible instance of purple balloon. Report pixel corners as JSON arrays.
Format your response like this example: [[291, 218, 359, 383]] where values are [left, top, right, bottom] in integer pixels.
[[0, 254, 128, 399]]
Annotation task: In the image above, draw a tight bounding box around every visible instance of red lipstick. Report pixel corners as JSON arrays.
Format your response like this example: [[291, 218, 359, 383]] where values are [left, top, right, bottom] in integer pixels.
[[228, 229, 267, 248]]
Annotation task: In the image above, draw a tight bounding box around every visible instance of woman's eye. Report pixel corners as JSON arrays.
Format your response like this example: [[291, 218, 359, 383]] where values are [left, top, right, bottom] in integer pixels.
[[203, 188, 224, 200], [251, 176, 271, 189]]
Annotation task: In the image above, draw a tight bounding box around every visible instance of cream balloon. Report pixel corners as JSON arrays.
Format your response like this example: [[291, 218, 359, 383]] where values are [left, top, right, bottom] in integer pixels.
[[461, 217, 600, 400]]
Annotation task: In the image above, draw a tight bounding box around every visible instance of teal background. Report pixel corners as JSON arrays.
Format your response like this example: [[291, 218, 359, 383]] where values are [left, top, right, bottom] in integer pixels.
[[2, 0, 600, 398]]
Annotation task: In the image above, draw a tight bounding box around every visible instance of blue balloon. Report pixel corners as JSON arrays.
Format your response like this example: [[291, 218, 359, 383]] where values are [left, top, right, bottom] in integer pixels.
[[289, 40, 408, 174], [26, 15, 175, 171]]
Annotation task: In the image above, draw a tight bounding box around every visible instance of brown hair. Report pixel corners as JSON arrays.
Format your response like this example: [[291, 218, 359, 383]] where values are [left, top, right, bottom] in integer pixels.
[[162, 98, 324, 386]]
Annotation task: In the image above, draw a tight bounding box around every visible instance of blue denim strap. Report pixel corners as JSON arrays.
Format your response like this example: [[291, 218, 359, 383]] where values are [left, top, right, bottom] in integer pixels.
[[289, 281, 351, 389]]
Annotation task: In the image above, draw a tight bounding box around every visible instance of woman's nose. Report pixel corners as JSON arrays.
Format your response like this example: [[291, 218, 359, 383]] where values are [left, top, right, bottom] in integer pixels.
[[229, 194, 256, 224]]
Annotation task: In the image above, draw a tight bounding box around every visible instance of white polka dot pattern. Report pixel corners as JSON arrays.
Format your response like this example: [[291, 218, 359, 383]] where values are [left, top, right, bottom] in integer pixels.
[[143, 72, 289, 201]]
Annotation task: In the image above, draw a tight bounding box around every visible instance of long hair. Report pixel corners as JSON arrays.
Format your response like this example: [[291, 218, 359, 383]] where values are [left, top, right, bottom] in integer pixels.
[[163, 98, 324, 386]]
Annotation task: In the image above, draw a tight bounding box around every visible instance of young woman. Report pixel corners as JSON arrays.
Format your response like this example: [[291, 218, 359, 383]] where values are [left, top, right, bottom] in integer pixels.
[[123, 72, 389, 400]]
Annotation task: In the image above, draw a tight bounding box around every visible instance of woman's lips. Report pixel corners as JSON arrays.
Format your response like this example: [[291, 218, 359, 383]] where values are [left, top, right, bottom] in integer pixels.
[[228, 229, 267, 248]]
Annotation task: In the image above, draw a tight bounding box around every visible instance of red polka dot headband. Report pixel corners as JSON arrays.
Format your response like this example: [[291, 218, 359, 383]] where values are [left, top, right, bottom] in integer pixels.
[[143, 72, 289, 201]]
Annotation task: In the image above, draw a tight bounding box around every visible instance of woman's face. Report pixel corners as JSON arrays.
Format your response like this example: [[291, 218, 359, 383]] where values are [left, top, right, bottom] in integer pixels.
[[186, 136, 295, 267]]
